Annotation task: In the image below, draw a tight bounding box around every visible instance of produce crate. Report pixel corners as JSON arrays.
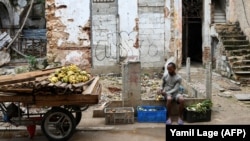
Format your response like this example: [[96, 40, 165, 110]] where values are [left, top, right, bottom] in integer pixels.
[[104, 107, 134, 125], [183, 108, 211, 123], [137, 106, 167, 123]]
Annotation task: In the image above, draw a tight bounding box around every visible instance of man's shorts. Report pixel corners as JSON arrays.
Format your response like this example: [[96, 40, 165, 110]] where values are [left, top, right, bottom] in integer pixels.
[[165, 93, 182, 104]]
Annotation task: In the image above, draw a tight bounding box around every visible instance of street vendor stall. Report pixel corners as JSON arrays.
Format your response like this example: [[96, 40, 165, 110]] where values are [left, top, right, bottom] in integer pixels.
[[0, 64, 102, 141]]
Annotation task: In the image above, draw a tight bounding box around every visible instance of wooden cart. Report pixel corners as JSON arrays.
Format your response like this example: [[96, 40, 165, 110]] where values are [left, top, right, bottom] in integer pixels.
[[0, 67, 102, 141]]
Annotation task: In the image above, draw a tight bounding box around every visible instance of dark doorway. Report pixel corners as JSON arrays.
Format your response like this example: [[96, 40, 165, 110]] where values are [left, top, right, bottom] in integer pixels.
[[182, 0, 203, 64]]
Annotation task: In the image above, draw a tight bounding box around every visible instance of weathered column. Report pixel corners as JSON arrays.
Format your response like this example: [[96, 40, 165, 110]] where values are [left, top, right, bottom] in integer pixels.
[[186, 57, 191, 82], [122, 61, 141, 108], [205, 62, 212, 99], [202, 0, 212, 65]]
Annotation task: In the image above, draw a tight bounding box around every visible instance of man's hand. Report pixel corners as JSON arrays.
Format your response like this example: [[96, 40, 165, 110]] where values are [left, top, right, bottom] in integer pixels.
[[157, 88, 166, 96], [157, 89, 163, 95]]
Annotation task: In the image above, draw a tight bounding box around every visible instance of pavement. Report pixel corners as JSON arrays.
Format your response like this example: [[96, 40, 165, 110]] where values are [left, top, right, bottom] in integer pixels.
[[0, 105, 166, 141]]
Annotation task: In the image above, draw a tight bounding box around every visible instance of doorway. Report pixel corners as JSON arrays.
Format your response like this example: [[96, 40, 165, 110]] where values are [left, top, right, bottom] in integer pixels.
[[182, 0, 203, 64]]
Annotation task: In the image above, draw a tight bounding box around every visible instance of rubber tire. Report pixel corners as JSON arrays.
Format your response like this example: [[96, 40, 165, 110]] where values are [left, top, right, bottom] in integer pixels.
[[65, 106, 82, 126], [41, 107, 76, 141]]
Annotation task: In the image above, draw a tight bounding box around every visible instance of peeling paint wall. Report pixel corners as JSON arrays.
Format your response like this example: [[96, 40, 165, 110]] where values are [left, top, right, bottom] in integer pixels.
[[138, 0, 166, 68], [91, 0, 175, 70], [91, 1, 118, 67], [46, 0, 91, 69], [172, 0, 182, 68], [118, 0, 139, 62], [164, 0, 171, 60], [234, 0, 250, 40], [46, 0, 181, 71]]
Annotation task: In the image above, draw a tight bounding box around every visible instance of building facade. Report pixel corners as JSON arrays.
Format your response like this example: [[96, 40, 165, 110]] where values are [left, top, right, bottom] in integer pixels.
[[1, 0, 250, 80]]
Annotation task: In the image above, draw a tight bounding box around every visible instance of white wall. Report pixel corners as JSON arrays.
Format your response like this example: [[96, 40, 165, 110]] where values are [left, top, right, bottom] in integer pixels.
[[118, 0, 139, 61], [54, 0, 90, 47]]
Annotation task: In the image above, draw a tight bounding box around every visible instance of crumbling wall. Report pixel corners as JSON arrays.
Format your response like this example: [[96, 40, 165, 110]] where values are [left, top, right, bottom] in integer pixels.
[[91, 0, 118, 68], [234, 0, 250, 40], [138, 0, 166, 68], [172, 0, 182, 68], [46, 0, 181, 72], [46, 0, 91, 69]]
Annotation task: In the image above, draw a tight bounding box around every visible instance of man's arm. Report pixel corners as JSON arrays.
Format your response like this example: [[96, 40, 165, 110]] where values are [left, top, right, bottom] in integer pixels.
[[161, 76, 166, 90], [166, 78, 181, 95]]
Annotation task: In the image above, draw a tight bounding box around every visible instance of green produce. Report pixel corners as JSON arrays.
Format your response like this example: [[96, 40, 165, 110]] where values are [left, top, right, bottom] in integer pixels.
[[186, 99, 212, 113]]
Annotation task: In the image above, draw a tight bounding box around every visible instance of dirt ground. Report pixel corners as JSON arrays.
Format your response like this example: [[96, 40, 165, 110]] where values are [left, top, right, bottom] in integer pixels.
[[99, 64, 250, 124]]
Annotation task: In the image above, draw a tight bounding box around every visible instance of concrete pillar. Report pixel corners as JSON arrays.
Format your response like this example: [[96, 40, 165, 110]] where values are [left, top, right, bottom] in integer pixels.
[[122, 61, 141, 108], [205, 62, 212, 99], [202, 0, 212, 65], [186, 57, 191, 82]]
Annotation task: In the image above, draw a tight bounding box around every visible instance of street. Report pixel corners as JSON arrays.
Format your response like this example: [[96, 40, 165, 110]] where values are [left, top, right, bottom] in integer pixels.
[[0, 128, 165, 141]]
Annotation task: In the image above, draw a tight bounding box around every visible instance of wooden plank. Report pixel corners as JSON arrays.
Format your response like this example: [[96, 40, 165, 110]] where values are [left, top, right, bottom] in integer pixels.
[[82, 76, 100, 95], [0, 88, 33, 94], [72, 77, 95, 88], [0, 94, 33, 103], [35, 76, 48, 82], [0, 67, 61, 85], [35, 94, 99, 106]]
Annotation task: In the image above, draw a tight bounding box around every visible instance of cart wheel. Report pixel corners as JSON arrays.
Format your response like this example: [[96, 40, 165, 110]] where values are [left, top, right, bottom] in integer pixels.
[[41, 107, 76, 141], [64, 106, 82, 126]]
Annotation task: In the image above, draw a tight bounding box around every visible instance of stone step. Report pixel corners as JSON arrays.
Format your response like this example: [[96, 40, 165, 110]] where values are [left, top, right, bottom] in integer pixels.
[[234, 71, 250, 75], [221, 35, 247, 40], [219, 31, 244, 36], [224, 45, 250, 50], [215, 26, 241, 33], [214, 10, 225, 13], [228, 55, 250, 62], [242, 60, 250, 63], [223, 40, 249, 45], [238, 77, 250, 81], [214, 15, 226, 19], [228, 49, 250, 56], [214, 12, 226, 16], [233, 65, 250, 69], [214, 20, 226, 23]]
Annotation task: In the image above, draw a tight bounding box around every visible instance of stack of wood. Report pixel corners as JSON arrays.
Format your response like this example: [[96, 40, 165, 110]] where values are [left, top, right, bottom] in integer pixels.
[[0, 67, 99, 96]]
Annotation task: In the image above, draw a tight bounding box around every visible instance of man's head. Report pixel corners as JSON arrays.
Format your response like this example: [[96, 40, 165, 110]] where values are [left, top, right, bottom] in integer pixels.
[[167, 62, 176, 76]]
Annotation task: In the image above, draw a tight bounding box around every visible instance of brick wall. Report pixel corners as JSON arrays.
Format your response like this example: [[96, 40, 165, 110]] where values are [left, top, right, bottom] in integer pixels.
[[138, 0, 166, 68], [46, 0, 91, 69], [91, 1, 118, 67]]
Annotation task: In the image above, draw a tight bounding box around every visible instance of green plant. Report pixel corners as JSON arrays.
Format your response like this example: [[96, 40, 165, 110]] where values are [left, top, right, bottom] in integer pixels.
[[186, 99, 212, 113], [26, 55, 37, 70]]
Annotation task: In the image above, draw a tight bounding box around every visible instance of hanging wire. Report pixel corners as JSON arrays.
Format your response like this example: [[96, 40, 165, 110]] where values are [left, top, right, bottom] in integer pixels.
[[241, 0, 250, 27]]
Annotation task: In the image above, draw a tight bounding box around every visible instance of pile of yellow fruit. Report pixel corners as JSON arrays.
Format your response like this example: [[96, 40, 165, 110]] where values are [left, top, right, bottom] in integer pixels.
[[48, 64, 91, 84]]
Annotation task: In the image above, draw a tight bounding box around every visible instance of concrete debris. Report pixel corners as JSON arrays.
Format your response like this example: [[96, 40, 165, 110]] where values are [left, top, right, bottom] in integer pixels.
[[217, 91, 232, 98]]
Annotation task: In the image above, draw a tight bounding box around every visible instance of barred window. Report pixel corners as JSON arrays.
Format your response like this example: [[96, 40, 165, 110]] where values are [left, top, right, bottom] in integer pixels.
[[93, 0, 115, 3]]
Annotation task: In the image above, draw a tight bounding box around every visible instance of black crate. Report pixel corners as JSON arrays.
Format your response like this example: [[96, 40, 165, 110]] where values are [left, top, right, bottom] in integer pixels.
[[183, 108, 211, 123]]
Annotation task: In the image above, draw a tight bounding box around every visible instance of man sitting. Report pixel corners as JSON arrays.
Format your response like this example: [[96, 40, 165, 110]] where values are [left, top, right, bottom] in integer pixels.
[[158, 62, 184, 125]]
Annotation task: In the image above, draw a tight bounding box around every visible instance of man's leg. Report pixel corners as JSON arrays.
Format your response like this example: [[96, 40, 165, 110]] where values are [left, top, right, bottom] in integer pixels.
[[176, 94, 184, 124], [166, 95, 172, 124], [178, 96, 184, 119]]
